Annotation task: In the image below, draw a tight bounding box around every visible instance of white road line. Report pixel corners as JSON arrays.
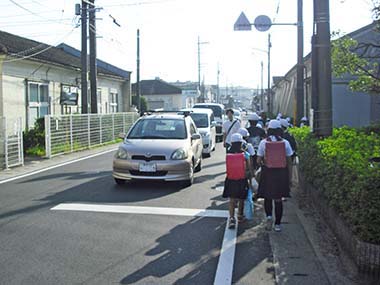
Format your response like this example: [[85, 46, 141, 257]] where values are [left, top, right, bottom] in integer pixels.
[[51, 203, 229, 218], [0, 148, 118, 185], [214, 221, 238, 285]]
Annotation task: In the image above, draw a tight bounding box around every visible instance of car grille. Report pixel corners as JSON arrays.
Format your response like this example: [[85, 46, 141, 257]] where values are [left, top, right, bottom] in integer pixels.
[[216, 126, 222, 133], [129, 170, 168, 177], [131, 155, 166, 162]]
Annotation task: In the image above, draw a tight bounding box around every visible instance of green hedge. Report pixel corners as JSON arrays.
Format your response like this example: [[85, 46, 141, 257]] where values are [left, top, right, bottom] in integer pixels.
[[290, 126, 380, 244]]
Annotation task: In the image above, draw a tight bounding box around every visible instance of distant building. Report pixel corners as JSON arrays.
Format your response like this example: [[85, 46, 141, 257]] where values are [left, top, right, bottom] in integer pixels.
[[170, 81, 198, 108], [132, 78, 182, 110], [0, 30, 132, 130], [272, 22, 380, 127]]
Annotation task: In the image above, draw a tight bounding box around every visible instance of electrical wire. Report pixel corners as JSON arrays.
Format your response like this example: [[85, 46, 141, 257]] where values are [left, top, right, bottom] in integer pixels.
[[100, 0, 179, 8], [272, 0, 281, 23]]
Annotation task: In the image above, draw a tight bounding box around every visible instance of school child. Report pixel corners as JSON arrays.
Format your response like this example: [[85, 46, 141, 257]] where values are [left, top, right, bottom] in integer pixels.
[[256, 120, 294, 232], [223, 133, 252, 229]]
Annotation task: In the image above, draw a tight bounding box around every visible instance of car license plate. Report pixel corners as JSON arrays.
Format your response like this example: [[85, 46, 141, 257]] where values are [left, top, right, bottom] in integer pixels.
[[139, 163, 156, 172]]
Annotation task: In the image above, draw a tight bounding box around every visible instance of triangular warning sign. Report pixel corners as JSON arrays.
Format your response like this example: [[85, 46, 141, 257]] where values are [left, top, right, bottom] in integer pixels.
[[234, 12, 252, 31]]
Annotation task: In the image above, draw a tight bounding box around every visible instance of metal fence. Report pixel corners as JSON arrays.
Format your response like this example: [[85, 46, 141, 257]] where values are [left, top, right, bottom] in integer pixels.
[[0, 117, 24, 169], [45, 112, 139, 158]]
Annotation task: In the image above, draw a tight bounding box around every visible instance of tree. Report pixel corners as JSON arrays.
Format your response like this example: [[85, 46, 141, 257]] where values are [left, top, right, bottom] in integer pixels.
[[331, 1, 380, 94], [131, 96, 147, 113]]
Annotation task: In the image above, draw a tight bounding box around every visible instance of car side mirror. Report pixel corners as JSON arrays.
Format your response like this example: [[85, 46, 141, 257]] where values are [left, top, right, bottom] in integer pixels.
[[118, 133, 126, 139], [191, 133, 201, 140]]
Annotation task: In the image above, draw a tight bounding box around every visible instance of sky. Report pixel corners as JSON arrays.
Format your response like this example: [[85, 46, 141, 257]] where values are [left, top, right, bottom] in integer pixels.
[[0, 0, 376, 88]]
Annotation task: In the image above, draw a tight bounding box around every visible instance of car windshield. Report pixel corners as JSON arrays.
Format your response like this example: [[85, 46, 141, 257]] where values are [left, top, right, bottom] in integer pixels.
[[190, 113, 209, 128], [128, 118, 187, 139], [193, 105, 222, 117]]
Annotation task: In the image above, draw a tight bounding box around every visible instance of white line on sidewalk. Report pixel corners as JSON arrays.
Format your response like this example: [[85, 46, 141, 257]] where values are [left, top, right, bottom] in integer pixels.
[[51, 203, 229, 218], [51, 203, 237, 284], [0, 148, 118, 185], [214, 220, 238, 285]]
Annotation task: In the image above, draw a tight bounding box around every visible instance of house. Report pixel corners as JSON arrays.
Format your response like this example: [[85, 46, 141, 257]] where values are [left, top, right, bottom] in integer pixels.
[[0, 30, 132, 130], [132, 78, 183, 110], [272, 22, 380, 127]]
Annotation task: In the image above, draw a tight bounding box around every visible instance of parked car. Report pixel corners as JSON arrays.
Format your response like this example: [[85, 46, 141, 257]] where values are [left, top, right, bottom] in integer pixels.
[[181, 108, 216, 157], [192, 103, 225, 142], [113, 113, 203, 187]]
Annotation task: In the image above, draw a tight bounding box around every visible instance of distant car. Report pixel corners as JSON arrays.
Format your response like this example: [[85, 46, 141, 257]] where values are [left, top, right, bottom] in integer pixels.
[[113, 113, 203, 187], [192, 103, 225, 142], [182, 108, 216, 157]]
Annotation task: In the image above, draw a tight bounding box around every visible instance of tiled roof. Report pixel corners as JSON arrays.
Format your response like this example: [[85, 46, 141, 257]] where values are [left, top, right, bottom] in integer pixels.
[[0, 30, 130, 79], [132, 79, 182, 95]]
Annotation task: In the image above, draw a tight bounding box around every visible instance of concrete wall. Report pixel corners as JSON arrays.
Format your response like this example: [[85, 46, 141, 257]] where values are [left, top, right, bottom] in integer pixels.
[[1, 59, 131, 130]]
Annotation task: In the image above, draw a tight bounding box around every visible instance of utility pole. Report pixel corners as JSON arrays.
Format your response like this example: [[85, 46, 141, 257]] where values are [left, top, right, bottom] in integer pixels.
[[80, 0, 88, 113], [313, 0, 332, 136], [260, 60, 264, 110], [296, 0, 305, 124], [267, 34, 271, 113], [89, 0, 97, 114], [217, 63, 220, 103], [136, 29, 141, 113], [197, 36, 202, 102]]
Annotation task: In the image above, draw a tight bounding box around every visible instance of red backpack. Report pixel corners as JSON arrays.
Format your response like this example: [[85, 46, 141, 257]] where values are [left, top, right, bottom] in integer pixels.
[[265, 138, 286, 168], [226, 153, 246, 180]]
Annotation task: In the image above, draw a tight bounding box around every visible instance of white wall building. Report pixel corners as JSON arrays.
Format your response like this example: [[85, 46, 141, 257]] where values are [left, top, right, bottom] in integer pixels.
[[0, 31, 132, 130]]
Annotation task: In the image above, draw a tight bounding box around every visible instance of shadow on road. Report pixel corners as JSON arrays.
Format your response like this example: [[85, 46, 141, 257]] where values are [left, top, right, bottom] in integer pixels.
[[120, 200, 274, 284]]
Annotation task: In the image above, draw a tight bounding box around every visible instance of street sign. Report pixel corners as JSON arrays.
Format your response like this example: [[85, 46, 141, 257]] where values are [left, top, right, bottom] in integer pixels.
[[254, 15, 272, 32], [234, 12, 252, 31]]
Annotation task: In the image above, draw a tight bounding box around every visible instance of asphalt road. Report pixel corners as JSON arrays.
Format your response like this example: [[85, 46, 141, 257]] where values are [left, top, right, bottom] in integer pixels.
[[0, 142, 274, 285]]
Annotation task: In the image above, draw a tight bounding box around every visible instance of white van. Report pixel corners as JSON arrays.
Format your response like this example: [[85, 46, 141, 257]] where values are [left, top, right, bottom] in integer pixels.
[[192, 103, 225, 142], [182, 108, 216, 157]]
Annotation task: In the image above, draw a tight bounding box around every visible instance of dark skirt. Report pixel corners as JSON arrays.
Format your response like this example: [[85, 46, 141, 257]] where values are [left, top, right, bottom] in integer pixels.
[[223, 178, 248, 200], [257, 166, 290, 199]]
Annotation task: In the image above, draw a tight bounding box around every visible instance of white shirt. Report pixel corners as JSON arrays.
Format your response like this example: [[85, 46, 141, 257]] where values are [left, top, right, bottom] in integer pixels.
[[257, 135, 294, 157], [222, 119, 241, 144], [243, 140, 255, 156]]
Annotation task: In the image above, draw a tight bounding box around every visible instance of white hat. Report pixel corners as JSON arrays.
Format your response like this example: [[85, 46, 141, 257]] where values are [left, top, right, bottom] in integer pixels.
[[286, 117, 291, 122], [268, 119, 281, 129], [280, 118, 289, 128], [248, 113, 260, 121], [276, 113, 282, 120], [256, 123, 263, 129], [231, 133, 243, 143], [301, 116, 308, 121], [238, 127, 249, 137]]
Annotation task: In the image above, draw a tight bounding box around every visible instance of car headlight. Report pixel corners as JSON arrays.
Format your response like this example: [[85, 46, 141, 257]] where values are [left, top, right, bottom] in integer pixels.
[[115, 148, 129, 159], [171, 148, 188, 160]]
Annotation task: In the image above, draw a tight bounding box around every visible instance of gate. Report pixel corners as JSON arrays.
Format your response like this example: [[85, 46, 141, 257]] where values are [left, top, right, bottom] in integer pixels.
[[0, 117, 24, 169]]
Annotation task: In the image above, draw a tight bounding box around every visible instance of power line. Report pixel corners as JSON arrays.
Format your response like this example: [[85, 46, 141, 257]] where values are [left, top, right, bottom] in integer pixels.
[[100, 0, 179, 8]]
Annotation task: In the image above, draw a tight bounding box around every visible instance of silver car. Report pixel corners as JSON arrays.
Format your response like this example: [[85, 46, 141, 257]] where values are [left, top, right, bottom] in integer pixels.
[[113, 113, 203, 186]]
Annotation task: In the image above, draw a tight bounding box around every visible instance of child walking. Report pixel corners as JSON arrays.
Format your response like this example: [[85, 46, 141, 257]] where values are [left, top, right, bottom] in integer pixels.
[[256, 120, 293, 232], [223, 133, 252, 229]]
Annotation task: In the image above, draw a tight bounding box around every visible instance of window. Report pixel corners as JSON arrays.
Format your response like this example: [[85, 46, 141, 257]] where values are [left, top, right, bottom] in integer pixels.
[[109, 91, 118, 113], [128, 119, 187, 139], [28, 82, 49, 128], [61, 85, 79, 114]]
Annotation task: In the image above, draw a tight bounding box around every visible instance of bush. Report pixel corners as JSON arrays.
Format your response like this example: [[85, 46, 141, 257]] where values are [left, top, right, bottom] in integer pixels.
[[23, 118, 45, 157], [290, 126, 380, 243]]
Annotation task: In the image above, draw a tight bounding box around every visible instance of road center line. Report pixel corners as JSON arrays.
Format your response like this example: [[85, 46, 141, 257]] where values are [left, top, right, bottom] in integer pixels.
[[0, 148, 118, 185], [51, 203, 237, 284]]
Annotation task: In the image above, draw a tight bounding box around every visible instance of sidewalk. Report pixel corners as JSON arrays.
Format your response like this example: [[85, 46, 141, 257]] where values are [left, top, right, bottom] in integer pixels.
[[264, 167, 357, 285], [0, 144, 119, 183]]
